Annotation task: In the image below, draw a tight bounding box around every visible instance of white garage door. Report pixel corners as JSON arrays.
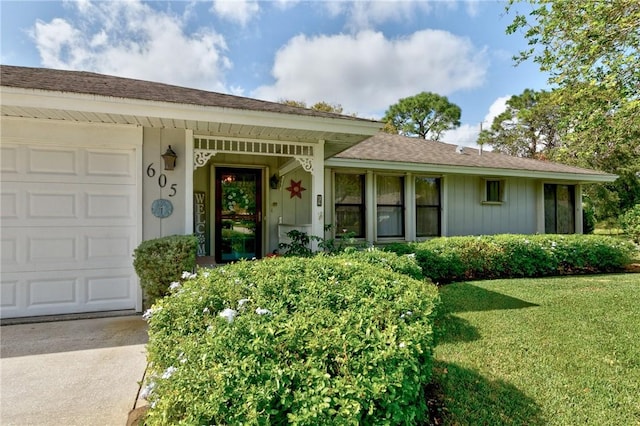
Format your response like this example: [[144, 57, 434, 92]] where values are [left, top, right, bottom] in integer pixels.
[[1, 141, 139, 319]]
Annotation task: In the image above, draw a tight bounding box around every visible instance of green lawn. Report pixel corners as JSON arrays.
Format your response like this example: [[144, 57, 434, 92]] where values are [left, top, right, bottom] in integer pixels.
[[433, 274, 640, 425]]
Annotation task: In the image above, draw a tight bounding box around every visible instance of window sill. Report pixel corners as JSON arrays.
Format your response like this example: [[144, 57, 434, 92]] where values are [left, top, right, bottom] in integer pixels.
[[481, 201, 504, 206]]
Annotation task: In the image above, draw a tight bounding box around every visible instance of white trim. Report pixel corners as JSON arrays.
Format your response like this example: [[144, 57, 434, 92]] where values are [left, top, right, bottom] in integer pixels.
[[326, 158, 617, 183], [185, 129, 194, 234], [441, 176, 448, 236], [135, 126, 144, 313], [2, 87, 382, 136]]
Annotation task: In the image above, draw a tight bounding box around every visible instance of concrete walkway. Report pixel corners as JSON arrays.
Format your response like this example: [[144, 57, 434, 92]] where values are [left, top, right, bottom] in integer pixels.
[[1, 315, 148, 426]]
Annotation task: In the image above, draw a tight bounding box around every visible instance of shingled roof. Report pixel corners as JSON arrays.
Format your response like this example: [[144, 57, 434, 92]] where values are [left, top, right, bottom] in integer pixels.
[[0, 65, 372, 122], [335, 133, 615, 179]]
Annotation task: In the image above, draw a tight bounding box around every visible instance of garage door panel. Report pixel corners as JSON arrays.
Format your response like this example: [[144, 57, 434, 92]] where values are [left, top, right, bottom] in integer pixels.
[[86, 149, 136, 178], [1, 144, 136, 185], [0, 145, 19, 174], [1, 182, 136, 227], [29, 147, 79, 176], [1, 269, 136, 318], [2, 227, 137, 273]]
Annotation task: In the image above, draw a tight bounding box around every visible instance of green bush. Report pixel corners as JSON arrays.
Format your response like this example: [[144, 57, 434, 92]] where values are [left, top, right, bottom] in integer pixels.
[[620, 204, 640, 243], [332, 247, 424, 280], [384, 234, 635, 284], [132, 235, 197, 306], [142, 255, 440, 425]]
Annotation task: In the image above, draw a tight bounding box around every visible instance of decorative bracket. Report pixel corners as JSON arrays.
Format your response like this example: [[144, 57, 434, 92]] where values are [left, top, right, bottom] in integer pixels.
[[295, 157, 313, 172], [194, 150, 216, 169]]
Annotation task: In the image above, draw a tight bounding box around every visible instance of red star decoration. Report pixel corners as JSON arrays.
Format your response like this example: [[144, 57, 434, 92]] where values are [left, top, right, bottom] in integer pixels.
[[286, 179, 306, 199]]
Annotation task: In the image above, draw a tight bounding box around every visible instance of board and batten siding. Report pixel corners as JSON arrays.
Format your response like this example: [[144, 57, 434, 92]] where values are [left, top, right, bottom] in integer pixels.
[[446, 175, 537, 236]]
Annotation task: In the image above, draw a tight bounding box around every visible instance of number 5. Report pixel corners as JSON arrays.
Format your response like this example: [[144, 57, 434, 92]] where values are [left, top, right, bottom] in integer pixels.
[[169, 184, 177, 197]]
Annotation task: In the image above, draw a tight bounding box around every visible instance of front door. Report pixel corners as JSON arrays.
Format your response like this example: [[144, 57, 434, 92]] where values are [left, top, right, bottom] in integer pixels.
[[215, 168, 262, 263]]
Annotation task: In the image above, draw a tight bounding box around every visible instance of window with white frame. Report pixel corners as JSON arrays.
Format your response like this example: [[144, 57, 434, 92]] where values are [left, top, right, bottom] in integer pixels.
[[482, 178, 506, 203], [334, 173, 365, 237], [376, 175, 404, 238], [415, 177, 441, 237]]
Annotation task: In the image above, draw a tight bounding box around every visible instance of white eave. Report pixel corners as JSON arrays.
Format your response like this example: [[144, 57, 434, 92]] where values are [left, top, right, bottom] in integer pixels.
[[325, 157, 618, 183], [0, 86, 382, 149]]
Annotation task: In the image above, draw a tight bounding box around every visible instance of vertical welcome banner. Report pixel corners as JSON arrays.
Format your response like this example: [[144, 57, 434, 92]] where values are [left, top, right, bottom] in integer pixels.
[[194, 192, 207, 256]]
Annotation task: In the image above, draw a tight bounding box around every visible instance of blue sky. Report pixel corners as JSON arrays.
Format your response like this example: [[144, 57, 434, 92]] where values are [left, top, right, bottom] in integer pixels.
[[1, 0, 550, 147]]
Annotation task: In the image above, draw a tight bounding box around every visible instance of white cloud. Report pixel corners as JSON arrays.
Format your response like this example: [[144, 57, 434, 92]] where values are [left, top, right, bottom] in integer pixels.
[[212, 0, 260, 26], [30, 0, 231, 92], [343, 1, 433, 31], [253, 29, 487, 118], [440, 95, 511, 148], [483, 95, 510, 124]]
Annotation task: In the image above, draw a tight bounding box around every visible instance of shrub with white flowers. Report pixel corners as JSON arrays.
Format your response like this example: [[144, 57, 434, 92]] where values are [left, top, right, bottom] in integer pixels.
[[143, 255, 439, 425]]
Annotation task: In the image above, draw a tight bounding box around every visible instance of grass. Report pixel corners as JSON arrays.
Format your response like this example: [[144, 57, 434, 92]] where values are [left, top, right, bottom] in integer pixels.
[[433, 273, 640, 425]]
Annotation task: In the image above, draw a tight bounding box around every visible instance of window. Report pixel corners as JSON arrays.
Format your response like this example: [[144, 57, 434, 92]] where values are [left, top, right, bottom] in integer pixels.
[[377, 175, 404, 238], [334, 173, 365, 237], [416, 177, 440, 237], [544, 184, 575, 234], [482, 179, 505, 203]]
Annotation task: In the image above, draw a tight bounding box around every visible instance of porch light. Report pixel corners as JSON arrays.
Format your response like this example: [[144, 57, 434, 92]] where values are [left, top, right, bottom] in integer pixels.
[[161, 146, 177, 170], [270, 174, 280, 189]]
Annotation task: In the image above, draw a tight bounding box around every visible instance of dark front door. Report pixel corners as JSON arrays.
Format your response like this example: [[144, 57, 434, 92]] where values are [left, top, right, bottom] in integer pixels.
[[215, 168, 262, 263]]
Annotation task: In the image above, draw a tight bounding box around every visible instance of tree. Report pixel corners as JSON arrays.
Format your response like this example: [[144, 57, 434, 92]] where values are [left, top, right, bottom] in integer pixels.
[[506, 0, 640, 219], [383, 92, 461, 141], [279, 99, 344, 114], [478, 89, 563, 159]]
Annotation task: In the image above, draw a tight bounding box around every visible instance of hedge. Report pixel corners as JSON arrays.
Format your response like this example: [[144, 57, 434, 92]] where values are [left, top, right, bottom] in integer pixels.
[[142, 255, 440, 425], [383, 234, 635, 284], [132, 234, 198, 306]]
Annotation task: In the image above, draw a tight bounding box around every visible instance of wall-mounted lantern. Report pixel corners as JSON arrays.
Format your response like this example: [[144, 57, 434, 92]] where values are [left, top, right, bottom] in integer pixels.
[[161, 145, 177, 170], [269, 174, 280, 189]]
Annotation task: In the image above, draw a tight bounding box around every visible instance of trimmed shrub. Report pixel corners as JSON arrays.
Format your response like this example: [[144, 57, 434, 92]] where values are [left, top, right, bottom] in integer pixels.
[[385, 234, 635, 284], [620, 204, 640, 243], [332, 247, 424, 280], [132, 235, 198, 306], [142, 255, 440, 425]]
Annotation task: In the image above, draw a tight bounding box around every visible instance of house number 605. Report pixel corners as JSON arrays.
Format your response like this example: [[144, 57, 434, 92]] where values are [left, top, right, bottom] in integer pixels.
[[146, 163, 177, 197]]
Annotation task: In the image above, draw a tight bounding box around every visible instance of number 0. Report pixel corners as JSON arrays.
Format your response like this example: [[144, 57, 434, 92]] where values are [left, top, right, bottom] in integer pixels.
[[158, 174, 167, 188]]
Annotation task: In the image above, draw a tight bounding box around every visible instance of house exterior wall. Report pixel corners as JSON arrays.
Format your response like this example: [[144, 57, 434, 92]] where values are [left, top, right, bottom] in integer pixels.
[[445, 175, 538, 236], [142, 128, 188, 240]]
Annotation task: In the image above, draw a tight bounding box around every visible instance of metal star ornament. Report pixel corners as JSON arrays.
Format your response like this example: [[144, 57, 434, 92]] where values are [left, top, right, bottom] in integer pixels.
[[286, 179, 306, 199]]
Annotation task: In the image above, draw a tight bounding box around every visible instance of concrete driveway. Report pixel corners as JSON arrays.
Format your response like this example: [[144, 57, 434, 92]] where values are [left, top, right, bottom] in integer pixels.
[[1, 315, 148, 426]]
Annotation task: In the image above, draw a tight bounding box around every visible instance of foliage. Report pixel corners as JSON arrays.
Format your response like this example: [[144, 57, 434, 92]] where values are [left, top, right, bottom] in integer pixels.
[[582, 202, 596, 234], [279, 99, 346, 115], [505, 0, 640, 219], [477, 89, 563, 159], [333, 248, 424, 281], [278, 226, 361, 257], [142, 255, 440, 425], [382, 92, 461, 141], [620, 203, 640, 243], [383, 234, 635, 284], [435, 274, 640, 425], [132, 235, 197, 306]]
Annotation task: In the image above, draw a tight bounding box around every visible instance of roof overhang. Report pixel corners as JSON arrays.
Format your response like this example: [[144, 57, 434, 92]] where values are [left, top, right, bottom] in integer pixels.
[[325, 158, 618, 183], [0, 86, 382, 157]]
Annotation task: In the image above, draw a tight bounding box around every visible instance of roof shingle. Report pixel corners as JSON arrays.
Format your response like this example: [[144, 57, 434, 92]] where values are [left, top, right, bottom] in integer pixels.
[[336, 133, 613, 177], [0, 65, 374, 122]]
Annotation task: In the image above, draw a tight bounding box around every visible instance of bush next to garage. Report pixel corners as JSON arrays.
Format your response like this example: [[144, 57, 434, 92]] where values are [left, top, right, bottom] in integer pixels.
[[142, 255, 440, 425], [132, 234, 198, 306], [383, 234, 635, 284]]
